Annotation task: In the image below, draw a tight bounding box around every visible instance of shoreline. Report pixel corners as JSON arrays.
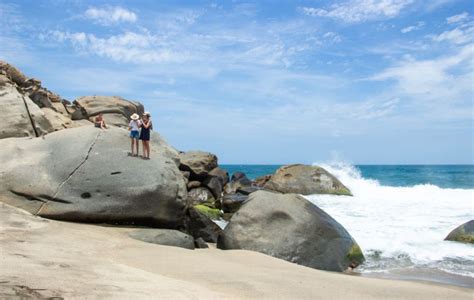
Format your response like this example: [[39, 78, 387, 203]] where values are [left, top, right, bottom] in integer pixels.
[[1, 203, 471, 299]]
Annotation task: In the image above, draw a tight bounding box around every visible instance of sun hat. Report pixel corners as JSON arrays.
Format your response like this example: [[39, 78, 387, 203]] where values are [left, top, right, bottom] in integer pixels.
[[130, 113, 139, 120]]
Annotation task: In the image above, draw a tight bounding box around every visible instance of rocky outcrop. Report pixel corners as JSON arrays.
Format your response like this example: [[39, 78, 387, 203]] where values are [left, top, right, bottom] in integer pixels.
[[264, 164, 352, 196], [217, 190, 364, 272], [179, 151, 218, 179], [445, 220, 474, 244], [187, 187, 216, 206], [0, 74, 54, 138], [74, 96, 144, 127], [129, 229, 195, 249], [0, 126, 187, 228]]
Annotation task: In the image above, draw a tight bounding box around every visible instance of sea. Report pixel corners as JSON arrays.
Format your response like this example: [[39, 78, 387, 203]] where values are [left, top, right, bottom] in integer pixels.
[[220, 164, 474, 288]]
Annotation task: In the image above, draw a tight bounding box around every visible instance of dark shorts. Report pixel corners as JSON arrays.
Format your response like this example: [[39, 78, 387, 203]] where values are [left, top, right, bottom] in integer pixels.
[[95, 123, 101, 128], [130, 130, 139, 139]]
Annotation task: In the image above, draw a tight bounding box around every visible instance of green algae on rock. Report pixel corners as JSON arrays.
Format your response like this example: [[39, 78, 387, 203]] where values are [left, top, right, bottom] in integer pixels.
[[193, 204, 222, 220]]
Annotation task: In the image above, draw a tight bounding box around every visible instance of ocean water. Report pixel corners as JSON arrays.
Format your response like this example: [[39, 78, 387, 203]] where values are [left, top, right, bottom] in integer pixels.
[[220, 164, 474, 287]]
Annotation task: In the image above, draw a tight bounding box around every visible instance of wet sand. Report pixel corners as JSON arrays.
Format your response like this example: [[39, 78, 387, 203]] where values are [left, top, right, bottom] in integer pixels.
[[0, 203, 472, 299]]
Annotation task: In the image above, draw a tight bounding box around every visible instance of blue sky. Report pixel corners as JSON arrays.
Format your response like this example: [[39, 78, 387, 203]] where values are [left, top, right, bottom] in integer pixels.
[[1, 0, 473, 164]]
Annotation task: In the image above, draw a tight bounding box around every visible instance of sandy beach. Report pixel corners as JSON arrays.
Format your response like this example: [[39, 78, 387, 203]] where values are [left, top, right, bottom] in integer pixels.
[[1, 203, 471, 299]]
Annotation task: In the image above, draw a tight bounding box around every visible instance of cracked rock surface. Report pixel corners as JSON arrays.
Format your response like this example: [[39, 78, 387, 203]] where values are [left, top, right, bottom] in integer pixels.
[[0, 126, 187, 228]]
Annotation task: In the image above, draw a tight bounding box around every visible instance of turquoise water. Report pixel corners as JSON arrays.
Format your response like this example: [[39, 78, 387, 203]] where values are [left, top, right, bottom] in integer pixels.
[[221, 164, 474, 189]]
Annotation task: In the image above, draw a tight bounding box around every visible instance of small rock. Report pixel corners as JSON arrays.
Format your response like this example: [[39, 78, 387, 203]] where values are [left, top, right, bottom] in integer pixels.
[[129, 229, 195, 249]]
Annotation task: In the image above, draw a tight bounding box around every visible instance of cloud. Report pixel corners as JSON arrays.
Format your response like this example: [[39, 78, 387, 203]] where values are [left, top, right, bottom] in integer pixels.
[[432, 26, 474, 45], [446, 12, 469, 24], [371, 44, 473, 97], [84, 6, 137, 25], [401, 21, 425, 33], [300, 0, 413, 23]]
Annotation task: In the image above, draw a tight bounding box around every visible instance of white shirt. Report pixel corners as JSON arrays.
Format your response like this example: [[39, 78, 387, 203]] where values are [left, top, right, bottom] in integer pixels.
[[129, 120, 141, 131]]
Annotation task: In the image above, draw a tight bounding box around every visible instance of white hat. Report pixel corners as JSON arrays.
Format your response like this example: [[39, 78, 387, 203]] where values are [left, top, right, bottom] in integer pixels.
[[130, 113, 139, 120]]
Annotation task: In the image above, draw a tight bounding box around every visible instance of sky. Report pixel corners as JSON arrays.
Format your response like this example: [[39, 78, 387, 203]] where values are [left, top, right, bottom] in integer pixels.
[[1, 0, 473, 164]]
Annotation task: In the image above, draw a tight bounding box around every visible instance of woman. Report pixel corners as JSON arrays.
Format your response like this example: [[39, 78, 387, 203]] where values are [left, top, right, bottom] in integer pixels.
[[128, 113, 141, 157], [139, 112, 152, 160]]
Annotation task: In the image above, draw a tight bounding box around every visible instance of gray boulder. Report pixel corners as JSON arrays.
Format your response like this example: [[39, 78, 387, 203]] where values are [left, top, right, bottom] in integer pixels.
[[264, 164, 352, 196], [129, 229, 195, 249], [0, 126, 187, 228], [224, 172, 252, 194], [208, 167, 229, 186], [445, 220, 474, 244], [179, 151, 218, 179], [217, 190, 364, 272]]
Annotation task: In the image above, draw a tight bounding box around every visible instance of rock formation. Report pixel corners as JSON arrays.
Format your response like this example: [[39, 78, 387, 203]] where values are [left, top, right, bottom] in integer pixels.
[[264, 164, 352, 196], [218, 190, 364, 272]]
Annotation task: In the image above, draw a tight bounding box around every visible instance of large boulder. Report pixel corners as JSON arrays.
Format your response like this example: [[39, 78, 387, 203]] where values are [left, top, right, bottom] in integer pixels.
[[217, 190, 364, 272], [187, 187, 216, 206], [179, 151, 218, 179], [74, 96, 144, 127], [222, 193, 248, 213], [445, 220, 474, 244], [129, 229, 195, 249], [0, 74, 54, 138], [264, 164, 352, 196], [0, 126, 187, 228]]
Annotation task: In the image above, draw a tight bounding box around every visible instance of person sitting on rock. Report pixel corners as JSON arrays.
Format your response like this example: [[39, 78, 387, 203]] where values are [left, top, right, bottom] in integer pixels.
[[139, 112, 152, 160], [128, 113, 141, 157], [94, 113, 107, 129]]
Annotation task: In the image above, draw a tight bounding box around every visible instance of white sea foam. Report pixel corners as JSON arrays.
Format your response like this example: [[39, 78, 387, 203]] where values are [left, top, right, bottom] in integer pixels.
[[306, 162, 474, 277]]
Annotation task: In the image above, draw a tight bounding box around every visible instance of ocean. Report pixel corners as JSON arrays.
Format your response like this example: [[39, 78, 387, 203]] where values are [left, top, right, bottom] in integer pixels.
[[220, 164, 474, 287]]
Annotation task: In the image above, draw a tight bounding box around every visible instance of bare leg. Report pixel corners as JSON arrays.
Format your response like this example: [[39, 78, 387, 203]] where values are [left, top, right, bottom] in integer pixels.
[[130, 138, 134, 155], [135, 139, 139, 156], [146, 141, 150, 158]]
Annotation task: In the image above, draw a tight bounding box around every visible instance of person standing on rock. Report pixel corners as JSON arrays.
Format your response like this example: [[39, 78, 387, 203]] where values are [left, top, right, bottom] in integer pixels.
[[139, 112, 152, 160], [128, 113, 141, 157]]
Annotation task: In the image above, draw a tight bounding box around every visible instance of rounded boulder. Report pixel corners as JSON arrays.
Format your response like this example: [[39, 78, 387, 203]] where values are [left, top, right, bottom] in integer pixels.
[[217, 190, 364, 272]]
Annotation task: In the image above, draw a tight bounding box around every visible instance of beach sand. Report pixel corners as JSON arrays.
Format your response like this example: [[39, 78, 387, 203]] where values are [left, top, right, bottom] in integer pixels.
[[0, 203, 471, 299]]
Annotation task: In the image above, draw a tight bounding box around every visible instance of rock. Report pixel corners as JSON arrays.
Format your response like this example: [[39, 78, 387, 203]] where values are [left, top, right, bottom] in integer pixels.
[[445, 220, 474, 244], [187, 181, 201, 189], [254, 174, 272, 187], [236, 186, 261, 195], [217, 190, 364, 272], [0, 60, 28, 86], [193, 204, 222, 220], [208, 167, 229, 186], [41, 108, 74, 131], [181, 171, 191, 179], [100, 113, 130, 128], [224, 172, 252, 194], [129, 229, 195, 249], [0, 74, 54, 138], [0, 126, 187, 228], [203, 176, 223, 201], [194, 237, 209, 248], [74, 96, 144, 123], [222, 193, 249, 213], [179, 151, 218, 179], [71, 107, 87, 120], [264, 164, 352, 196], [185, 206, 223, 243], [187, 187, 215, 206], [231, 172, 247, 181]]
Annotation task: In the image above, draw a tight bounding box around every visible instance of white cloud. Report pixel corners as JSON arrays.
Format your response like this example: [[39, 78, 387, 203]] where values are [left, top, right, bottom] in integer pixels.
[[401, 21, 425, 33], [371, 44, 473, 97], [446, 12, 469, 24], [323, 32, 342, 43], [84, 6, 137, 25], [432, 26, 474, 45], [300, 0, 413, 23]]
